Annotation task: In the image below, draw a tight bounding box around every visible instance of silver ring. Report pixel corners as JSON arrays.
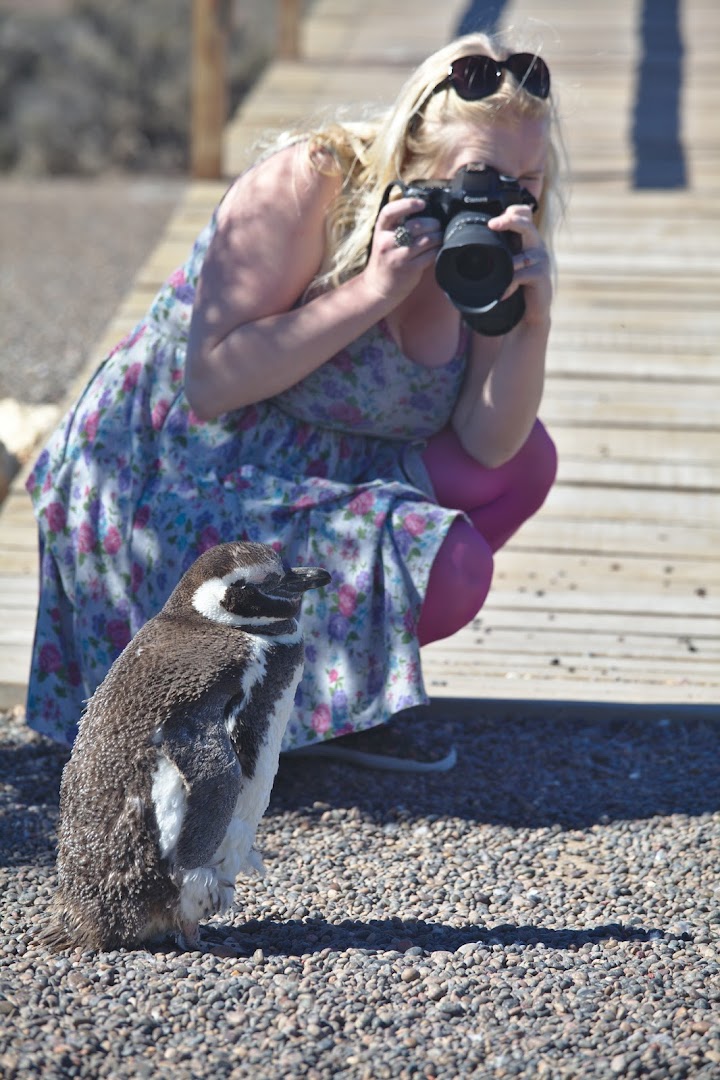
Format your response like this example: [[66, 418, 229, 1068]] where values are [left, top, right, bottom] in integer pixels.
[[393, 224, 413, 248]]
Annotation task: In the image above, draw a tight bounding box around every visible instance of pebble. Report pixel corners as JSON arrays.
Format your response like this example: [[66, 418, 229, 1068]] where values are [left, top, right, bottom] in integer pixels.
[[1, 705, 719, 1078]]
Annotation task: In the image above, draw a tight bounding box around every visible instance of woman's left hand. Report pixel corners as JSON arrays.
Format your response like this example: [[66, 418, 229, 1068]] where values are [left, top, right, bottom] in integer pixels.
[[488, 204, 552, 327]]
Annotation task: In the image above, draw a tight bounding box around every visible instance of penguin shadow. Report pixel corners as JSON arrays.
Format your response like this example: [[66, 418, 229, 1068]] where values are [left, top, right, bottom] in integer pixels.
[[272, 703, 720, 828], [200, 915, 670, 959]]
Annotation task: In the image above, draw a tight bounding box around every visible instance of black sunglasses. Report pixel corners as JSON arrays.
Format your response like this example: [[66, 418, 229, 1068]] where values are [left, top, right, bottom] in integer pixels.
[[430, 52, 551, 103]]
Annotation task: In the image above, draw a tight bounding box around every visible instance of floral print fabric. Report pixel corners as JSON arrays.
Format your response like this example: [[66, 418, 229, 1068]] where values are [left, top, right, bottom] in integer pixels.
[[25, 211, 468, 749]]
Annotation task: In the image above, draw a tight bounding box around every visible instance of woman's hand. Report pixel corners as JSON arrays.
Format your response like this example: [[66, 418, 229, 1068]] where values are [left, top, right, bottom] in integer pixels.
[[488, 204, 552, 327], [359, 196, 442, 305]]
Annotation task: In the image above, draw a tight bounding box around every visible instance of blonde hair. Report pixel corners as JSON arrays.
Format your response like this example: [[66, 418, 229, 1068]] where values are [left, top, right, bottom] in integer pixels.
[[268, 32, 567, 295]]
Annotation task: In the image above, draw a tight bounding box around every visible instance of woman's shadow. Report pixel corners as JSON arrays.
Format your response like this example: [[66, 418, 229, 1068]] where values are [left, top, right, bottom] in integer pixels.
[[2, 703, 718, 871], [272, 702, 720, 829]]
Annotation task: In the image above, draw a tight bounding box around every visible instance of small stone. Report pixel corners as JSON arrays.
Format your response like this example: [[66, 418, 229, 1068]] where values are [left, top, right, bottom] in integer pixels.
[[401, 967, 420, 983]]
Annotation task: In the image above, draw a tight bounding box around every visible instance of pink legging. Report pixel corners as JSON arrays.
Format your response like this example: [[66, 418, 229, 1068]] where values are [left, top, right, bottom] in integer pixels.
[[417, 420, 557, 646]]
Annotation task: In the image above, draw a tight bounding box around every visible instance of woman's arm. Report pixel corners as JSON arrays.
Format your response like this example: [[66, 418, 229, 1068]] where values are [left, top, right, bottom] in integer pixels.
[[451, 203, 553, 467], [185, 144, 439, 420]]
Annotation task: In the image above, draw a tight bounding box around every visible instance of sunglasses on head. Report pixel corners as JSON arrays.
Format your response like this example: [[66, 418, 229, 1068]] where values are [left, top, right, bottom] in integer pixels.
[[430, 52, 551, 103]]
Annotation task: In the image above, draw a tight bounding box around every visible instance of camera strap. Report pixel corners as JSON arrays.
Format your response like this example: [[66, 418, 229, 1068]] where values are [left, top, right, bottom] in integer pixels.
[[364, 181, 409, 265]]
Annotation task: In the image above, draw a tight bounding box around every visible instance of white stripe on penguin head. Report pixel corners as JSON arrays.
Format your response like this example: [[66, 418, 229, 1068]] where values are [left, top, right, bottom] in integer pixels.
[[191, 559, 283, 627]]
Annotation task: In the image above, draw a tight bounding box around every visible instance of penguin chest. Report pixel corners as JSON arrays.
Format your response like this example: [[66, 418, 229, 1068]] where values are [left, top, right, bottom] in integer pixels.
[[177, 636, 304, 924], [216, 647, 305, 879]]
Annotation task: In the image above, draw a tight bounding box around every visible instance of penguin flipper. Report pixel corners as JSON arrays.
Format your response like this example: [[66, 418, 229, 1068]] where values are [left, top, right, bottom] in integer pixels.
[[158, 704, 243, 871]]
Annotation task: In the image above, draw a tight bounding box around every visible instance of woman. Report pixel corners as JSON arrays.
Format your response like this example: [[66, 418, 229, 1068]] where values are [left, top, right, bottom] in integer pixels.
[[26, 31, 564, 756]]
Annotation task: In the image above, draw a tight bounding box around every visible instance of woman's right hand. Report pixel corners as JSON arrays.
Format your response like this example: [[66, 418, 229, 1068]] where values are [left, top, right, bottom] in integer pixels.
[[360, 196, 442, 304]]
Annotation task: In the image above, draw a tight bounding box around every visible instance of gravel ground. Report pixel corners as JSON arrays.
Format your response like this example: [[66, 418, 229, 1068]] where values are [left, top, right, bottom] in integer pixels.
[[1, 702, 719, 1078], [0, 176, 185, 406]]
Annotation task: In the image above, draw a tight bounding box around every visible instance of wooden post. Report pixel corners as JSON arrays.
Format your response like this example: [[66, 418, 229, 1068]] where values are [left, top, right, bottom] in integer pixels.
[[277, 0, 301, 60], [190, 0, 229, 179]]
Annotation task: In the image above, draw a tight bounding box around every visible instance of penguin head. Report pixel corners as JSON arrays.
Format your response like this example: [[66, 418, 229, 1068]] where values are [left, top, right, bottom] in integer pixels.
[[166, 541, 330, 633]]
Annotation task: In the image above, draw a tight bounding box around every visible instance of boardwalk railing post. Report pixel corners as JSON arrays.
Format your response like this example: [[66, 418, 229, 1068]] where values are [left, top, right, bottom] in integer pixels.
[[190, 0, 229, 179], [277, 0, 301, 60]]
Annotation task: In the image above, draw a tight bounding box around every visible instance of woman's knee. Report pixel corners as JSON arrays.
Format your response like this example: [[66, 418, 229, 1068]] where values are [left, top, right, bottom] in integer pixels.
[[423, 420, 557, 515], [418, 520, 493, 645], [522, 420, 558, 505]]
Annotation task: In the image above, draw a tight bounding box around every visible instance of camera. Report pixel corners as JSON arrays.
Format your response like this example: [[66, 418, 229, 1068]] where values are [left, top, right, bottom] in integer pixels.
[[389, 164, 537, 336]]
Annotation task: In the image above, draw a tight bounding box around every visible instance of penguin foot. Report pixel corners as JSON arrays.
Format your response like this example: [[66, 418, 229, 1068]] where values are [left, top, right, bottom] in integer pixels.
[[177, 919, 201, 951], [204, 939, 240, 958], [176, 923, 238, 957], [179, 867, 235, 924]]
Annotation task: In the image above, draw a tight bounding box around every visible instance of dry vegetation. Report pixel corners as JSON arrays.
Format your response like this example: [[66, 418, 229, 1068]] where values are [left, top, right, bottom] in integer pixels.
[[0, 0, 277, 175]]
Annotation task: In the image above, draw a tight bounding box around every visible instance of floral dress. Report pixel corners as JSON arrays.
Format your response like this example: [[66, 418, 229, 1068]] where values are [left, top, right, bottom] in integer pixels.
[[25, 210, 469, 749]]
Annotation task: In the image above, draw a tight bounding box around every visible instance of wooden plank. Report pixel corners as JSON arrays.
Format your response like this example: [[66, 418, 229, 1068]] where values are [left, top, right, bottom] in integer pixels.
[[550, 426, 720, 465], [0, 575, 39, 600], [424, 650, 720, 682], [435, 633, 720, 665], [0, 490, 34, 523], [451, 626, 720, 656], [541, 377, 718, 425], [430, 635, 720, 669], [0, 549, 38, 576], [0, 644, 31, 677], [422, 683, 719, 708], [556, 459, 719, 492], [420, 669, 718, 705], [508, 518, 718, 561], [484, 590, 717, 618], [470, 605, 720, 639], [492, 550, 720, 588], [547, 353, 717, 382], [0, 626, 35, 646], [537, 488, 718, 533], [549, 325, 717, 355]]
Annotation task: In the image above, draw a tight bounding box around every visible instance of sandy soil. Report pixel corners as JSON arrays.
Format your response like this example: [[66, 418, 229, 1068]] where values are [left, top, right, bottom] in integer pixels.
[[0, 176, 185, 408]]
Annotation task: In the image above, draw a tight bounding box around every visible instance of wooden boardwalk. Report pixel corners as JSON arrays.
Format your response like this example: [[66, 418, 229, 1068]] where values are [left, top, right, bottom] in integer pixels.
[[1, 0, 718, 711]]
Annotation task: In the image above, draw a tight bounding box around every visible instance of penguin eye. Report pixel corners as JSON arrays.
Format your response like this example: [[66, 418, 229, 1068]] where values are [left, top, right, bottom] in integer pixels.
[[222, 581, 251, 610]]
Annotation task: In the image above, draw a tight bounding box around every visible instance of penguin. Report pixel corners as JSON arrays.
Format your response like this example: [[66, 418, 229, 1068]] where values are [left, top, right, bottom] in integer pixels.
[[42, 540, 330, 953]]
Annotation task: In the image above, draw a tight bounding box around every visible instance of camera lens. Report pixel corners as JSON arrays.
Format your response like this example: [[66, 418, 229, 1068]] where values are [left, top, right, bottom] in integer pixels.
[[453, 246, 495, 282], [435, 212, 514, 310]]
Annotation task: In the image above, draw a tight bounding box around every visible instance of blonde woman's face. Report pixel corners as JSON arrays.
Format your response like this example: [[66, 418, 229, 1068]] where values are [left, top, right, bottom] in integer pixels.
[[434, 115, 548, 202]]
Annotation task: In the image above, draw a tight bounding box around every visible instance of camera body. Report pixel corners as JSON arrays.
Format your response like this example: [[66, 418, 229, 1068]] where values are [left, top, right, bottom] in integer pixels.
[[402, 164, 538, 335]]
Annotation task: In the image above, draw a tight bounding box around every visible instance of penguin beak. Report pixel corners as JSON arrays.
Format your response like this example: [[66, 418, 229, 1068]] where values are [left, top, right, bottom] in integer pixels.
[[261, 565, 331, 599]]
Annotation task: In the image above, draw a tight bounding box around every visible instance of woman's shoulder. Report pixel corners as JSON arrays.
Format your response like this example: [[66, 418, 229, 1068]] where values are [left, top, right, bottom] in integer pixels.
[[218, 142, 343, 230]]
